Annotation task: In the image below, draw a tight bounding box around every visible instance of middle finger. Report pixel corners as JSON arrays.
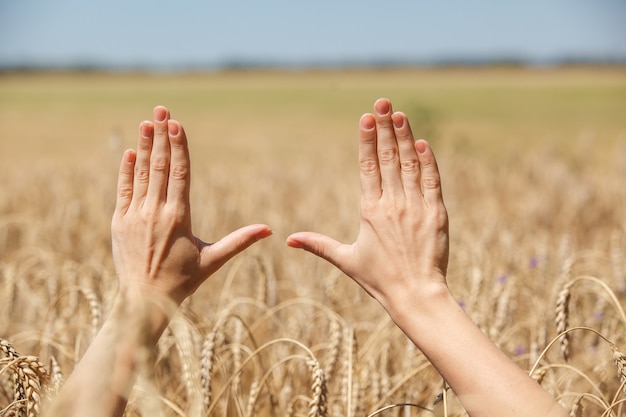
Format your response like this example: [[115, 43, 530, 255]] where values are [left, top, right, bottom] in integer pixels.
[[373, 98, 403, 199], [145, 105, 171, 207]]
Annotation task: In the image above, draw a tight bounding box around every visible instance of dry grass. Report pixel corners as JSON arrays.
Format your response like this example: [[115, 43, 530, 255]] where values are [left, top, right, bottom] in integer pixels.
[[0, 68, 625, 416]]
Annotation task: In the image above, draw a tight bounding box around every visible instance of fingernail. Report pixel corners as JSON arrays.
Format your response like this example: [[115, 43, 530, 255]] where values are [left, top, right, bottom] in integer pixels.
[[154, 106, 167, 122], [392, 114, 404, 129], [140, 122, 151, 137], [124, 149, 136, 163], [374, 99, 390, 116], [168, 121, 179, 136], [360, 114, 375, 130], [416, 140, 427, 153], [286, 237, 303, 248]]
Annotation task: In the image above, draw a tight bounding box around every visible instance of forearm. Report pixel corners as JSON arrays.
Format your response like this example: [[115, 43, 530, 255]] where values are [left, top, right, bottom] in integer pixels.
[[46, 290, 174, 417], [384, 283, 567, 417]]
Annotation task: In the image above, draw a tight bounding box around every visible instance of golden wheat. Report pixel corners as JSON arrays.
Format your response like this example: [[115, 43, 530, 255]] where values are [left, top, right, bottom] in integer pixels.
[[1, 69, 625, 416]]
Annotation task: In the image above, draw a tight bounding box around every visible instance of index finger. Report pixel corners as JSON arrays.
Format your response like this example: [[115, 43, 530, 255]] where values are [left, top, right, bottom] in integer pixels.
[[415, 140, 444, 207]]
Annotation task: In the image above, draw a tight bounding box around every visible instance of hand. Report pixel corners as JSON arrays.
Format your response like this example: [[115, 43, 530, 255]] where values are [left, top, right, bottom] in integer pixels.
[[112, 106, 272, 304], [287, 98, 449, 311]]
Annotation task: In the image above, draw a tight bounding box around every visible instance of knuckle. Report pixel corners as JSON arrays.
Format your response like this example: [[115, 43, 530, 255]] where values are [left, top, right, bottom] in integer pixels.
[[437, 210, 449, 227], [377, 148, 398, 164], [151, 156, 169, 172], [384, 200, 405, 218], [360, 134, 376, 146], [422, 175, 441, 190], [117, 186, 133, 200], [142, 208, 168, 228], [135, 168, 150, 183], [377, 119, 394, 130], [420, 154, 436, 168], [164, 201, 188, 222], [400, 158, 419, 174], [359, 157, 379, 176], [170, 164, 189, 181]]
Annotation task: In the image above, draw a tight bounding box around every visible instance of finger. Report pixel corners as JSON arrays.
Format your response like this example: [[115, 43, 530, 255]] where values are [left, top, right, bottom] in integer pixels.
[[132, 121, 153, 205], [145, 106, 171, 206], [373, 98, 403, 198], [415, 140, 444, 207], [392, 112, 422, 199], [286, 232, 350, 272], [165, 120, 191, 208], [359, 113, 381, 201], [115, 149, 137, 216], [200, 224, 273, 274]]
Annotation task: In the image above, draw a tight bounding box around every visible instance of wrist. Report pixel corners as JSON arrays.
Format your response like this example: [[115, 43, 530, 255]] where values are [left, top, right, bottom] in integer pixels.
[[112, 286, 179, 343], [380, 279, 455, 336]]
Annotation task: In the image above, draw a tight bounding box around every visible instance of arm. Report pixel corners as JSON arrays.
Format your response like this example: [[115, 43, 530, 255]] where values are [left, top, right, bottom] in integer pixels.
[[47, 106, 272, 417], [287, 98, 567, 417]]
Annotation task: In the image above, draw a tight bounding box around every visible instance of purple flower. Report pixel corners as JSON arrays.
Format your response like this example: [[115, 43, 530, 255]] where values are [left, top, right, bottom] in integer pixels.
[[529, 257, 539, 269], [458, 300, 467, 310], [514, 345, 526, 356], [497, 274, 508, 285]]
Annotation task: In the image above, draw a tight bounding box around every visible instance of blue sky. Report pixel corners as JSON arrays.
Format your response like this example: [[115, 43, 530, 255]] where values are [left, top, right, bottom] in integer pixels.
[[0, 0, 624, 69]]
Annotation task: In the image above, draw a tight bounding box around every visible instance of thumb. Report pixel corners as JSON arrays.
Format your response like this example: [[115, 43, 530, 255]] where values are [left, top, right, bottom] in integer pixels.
[[286, 232, 349, 270], [201, 224, 273, 273]]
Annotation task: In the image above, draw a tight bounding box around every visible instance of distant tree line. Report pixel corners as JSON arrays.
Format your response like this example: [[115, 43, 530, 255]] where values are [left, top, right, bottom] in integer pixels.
[[1, 55, 625, 73]]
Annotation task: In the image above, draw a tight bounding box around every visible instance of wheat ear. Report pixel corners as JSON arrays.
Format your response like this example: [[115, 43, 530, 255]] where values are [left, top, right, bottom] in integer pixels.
[[555, 280, 573, 361], [80, 287, 102, 340], [1, 339, 50, 417], [15, 356, 50, 417], [324, 317, 342, 380], [610, 343, 626, 395], [569, 396, 583, 417], [245, 380, 260, 417], [48, 356, 63, 395], [307, 360, 328, 417], [200, 329, 216, 413]]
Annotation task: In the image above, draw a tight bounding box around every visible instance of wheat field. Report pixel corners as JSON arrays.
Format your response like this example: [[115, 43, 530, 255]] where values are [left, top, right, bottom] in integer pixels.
[[1, 67, 625, 416]]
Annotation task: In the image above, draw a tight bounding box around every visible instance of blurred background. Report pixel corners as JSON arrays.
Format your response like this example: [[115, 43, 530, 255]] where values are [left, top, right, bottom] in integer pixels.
[[1, 0, 625, 70], [1, 0, 625, 163]]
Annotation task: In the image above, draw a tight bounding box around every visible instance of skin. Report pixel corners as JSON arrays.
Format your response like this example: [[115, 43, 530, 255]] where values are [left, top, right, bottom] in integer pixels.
[[46, 106, 272, 417], [47, 100, 567, 417], [287, 98, 568, 417]]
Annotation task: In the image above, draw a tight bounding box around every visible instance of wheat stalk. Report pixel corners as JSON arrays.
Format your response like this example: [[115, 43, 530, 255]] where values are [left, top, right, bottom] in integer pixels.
[[610, 230, 625, 293]]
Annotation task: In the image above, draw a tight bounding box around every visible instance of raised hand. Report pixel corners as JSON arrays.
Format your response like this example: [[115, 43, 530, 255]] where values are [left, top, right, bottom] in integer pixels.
[[112, 106, 272, 304], [287, 98, 567, 417], [49, 106, 272, 417], [287, 98, 449, 312]]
